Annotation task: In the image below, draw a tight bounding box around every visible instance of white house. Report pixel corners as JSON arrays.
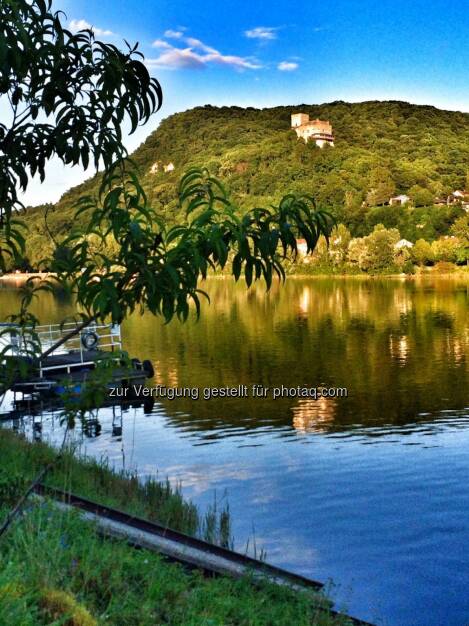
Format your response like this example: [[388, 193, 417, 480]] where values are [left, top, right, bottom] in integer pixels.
[[447, 190, 469, 205], [389, 194, 410, 206], [296, 239, 309, 256], [394, 239, 414, 250]]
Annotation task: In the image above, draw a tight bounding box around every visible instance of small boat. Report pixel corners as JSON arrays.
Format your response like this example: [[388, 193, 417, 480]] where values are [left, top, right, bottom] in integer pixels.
[[0, 321, 154, 396]]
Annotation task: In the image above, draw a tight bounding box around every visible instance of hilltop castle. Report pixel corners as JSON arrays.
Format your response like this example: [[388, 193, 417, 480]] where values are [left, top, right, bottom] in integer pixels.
[[291, 113, 334, 148]]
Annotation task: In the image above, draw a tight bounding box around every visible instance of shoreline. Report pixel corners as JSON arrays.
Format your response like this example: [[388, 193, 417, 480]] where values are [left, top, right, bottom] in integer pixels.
[[1, 269, 468, 286], [0, 428, 348, 625], [207, 270, 469, 281], [0, 272, 52, 283], [287, 270, 469, 280]]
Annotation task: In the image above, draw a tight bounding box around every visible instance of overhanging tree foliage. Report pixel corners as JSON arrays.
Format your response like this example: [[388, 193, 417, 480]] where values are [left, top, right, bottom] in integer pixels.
[[0, 0, 333, 369], [0, 0, 162, 270], [54, 165, 333, 325]]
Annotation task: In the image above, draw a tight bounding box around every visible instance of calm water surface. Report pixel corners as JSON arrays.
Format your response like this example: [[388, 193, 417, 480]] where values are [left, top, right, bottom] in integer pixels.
[[1, 277, 469, 626]]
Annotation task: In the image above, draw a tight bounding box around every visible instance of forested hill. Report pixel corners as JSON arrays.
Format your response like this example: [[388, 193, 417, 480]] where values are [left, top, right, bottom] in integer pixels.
[[23, 101, 469, 266]]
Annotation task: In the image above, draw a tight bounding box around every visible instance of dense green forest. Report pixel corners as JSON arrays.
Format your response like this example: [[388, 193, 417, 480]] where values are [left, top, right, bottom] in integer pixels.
[[19, 101, 469, 271]]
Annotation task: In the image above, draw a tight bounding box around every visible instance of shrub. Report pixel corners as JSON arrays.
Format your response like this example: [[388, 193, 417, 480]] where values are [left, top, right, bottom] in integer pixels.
[[412, 239, 435, 266], [431, 237, 460, 263], [433, 261, 456, 273]]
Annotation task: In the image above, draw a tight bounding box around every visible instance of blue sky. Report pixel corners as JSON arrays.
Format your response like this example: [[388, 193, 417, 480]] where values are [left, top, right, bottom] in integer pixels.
[[21, 0, 469, 204]]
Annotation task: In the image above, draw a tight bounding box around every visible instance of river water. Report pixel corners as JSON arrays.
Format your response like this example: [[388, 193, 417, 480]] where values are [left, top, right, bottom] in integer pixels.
[[1, 276, 469, 626]]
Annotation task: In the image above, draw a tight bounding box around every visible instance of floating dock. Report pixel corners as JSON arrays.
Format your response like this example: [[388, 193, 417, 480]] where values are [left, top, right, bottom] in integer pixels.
[[1, 321, 153, 396]]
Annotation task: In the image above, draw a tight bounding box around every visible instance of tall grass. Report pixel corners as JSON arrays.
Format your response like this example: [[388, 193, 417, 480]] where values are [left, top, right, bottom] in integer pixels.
[[0, 430, 353, 626], [0, 501, 350, 626], [0, 429, 231, 545]]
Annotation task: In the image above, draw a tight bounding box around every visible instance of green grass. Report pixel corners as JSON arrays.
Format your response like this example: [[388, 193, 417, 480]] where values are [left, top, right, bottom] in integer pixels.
[[0, 428, 229, 545], [0, 429, 354, 625], [0, 503, 351, 626]]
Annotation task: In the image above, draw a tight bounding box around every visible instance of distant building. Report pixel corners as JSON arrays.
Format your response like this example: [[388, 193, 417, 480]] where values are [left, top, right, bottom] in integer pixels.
[[164, 162, 175, 173], [395, 239, 414, 250], [291, 113, 334, 148], [447, 190, 469, 205], [446, 190, 469, 211], [296, 239, 308, 256], [294, 239, 314, 264], [389, 194, 410, 206], [150, 162, 159, 174]]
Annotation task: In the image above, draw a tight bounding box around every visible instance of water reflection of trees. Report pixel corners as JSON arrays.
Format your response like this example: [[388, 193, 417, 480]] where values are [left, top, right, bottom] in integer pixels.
[[122, 277, 469, 434], [1, 278, 468, 436]]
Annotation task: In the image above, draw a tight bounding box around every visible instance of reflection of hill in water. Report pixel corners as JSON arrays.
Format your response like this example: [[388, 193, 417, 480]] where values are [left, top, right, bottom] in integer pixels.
[[1, 277, 468, 437], [121, 277, 469, 435]]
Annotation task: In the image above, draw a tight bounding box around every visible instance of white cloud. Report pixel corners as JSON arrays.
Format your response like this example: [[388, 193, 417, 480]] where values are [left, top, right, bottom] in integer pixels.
[[69, 18, 114, 37], [152, 39, 172, 49], [244, 26, 278, 41], [157, 463, 253, 495], [278, 61, 299, 71], [164, 29, 184, 39], [147, 31, 262, 71], [184, 37, 218, 55], [147, 48, 207, 70]]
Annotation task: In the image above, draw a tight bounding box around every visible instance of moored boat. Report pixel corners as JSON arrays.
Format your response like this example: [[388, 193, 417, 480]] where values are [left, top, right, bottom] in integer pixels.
[[0, 321, 154, 396]]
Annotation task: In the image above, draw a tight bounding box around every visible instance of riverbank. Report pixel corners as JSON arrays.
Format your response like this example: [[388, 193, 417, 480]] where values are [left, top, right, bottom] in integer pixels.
[[285, 262, 469, 278], [0, 272, 52, 284], [1, 266, 468, 287], [0, 430, 349, 625], [289, 270, 469, 280]]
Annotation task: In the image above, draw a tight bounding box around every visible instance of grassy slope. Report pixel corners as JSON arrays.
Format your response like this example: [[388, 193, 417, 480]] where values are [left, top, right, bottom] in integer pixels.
[[0, 430, 353, 626], [0, 429, 226, 543], [1, 506, 347, 626], [23, 100, 469, 266]]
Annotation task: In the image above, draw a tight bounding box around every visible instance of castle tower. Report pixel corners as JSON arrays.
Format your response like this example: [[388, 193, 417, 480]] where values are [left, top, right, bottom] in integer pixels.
[[291, 113, 310, 128]]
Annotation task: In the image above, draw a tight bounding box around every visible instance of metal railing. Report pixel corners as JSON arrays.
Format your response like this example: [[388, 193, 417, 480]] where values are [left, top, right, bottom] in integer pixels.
[[0, 322, 122, 368], [35, 322, 122, 354]]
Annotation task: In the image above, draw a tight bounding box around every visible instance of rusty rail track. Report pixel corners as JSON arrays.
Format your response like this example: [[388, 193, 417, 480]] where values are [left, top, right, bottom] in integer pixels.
[[34, 483, 374, 626]]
